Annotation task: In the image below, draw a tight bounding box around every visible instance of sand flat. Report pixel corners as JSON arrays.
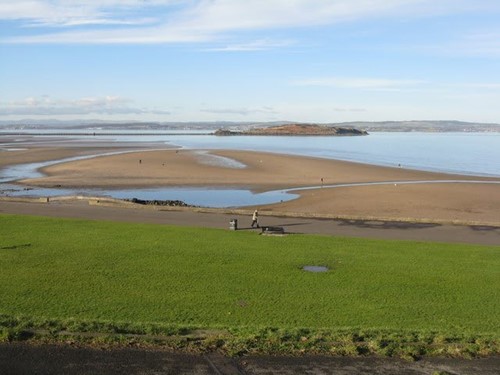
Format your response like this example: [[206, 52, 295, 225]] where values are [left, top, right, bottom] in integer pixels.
[[7, 148, 500, 225], [21, 149, 491, 188], [0, 148, 85, 168], [260, 182, 500, 224]]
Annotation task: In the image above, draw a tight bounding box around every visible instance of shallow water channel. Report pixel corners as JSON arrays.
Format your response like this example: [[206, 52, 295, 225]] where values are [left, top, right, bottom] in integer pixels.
[[0, 150, 298, 207]]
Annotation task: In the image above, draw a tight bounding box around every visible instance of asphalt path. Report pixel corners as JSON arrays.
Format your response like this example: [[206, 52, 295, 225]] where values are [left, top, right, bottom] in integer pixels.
[[1, 200, 499, 246], [1, 343, 499, 375]]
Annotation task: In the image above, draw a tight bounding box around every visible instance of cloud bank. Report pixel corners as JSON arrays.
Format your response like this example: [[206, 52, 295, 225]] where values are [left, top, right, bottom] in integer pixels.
[[0, 96, 170, 116], [2, 0, 498, 44], [292, 77, 426, 91]]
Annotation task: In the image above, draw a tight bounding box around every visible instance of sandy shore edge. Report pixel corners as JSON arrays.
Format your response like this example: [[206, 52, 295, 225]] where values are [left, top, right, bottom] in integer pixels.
[[2, 148, 499, 225]]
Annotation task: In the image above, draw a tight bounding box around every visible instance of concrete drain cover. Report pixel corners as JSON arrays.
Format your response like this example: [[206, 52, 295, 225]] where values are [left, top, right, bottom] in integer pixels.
[[302, 266, 329, 272]]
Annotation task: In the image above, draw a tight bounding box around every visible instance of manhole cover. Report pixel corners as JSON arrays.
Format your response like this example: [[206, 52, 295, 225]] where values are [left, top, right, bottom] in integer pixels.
[[302, 266, 329, 272]]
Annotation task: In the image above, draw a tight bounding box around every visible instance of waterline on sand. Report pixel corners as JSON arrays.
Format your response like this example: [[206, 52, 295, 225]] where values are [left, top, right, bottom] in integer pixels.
[[2, 180, 499, 208]]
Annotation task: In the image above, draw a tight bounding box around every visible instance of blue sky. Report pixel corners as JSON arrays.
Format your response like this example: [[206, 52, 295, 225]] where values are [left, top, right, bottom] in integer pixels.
[[1, 0, 500, 123]]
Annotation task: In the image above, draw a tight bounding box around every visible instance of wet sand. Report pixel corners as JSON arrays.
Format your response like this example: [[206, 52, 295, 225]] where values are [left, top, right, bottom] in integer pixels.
[[262, 182, 500, 225], [17, 148, 492, 189], [8, 148, 499, 225]]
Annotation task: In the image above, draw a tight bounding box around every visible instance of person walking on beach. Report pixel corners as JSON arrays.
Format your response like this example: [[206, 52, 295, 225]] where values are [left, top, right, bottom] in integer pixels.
[[251, 209, 259, 228]]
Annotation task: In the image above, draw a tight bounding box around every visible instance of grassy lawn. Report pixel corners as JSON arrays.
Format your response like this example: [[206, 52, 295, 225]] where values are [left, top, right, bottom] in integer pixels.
[[0, 213, 499, 357]]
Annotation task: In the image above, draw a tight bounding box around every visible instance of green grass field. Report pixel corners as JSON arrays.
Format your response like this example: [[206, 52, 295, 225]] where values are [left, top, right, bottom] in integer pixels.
[[1, 214, 499, 357]]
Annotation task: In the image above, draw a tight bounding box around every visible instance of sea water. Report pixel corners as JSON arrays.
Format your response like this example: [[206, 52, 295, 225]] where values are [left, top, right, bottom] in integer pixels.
[[2, 131, 499, 177], [162, 132, 500, 177]]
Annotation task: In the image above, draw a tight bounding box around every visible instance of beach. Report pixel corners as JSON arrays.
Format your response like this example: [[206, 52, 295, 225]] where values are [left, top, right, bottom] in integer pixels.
[[2, 146, 499, 225]]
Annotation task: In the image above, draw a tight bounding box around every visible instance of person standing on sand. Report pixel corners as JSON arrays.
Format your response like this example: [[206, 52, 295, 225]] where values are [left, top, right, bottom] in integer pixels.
[[251, 209, 259, 228]]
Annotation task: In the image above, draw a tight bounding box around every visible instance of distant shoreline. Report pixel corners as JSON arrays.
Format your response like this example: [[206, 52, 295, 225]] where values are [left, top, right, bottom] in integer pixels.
[[1, 130, 500, 137], [1, 119, 499, 133], [0, 131, 213, 136]]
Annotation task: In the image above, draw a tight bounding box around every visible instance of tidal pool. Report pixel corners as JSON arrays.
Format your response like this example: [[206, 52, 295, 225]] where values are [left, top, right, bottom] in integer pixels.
[[0, 184, 298, 208]]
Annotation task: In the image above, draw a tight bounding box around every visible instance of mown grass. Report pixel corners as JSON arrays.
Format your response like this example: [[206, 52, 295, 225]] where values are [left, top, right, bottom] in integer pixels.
[[0, 214, 499, 357]]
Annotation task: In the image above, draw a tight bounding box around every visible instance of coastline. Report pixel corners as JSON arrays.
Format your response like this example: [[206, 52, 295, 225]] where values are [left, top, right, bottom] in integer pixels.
[[17, 148, 497, 189], [1, 147, 499, 225]]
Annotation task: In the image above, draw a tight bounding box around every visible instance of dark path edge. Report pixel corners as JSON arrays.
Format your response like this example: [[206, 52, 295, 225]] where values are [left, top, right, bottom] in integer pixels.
[[0, 343, 499, 375]]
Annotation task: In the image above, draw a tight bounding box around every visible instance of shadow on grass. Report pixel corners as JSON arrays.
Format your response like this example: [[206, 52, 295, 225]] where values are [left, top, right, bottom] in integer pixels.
[[0, 243, 31, 250]]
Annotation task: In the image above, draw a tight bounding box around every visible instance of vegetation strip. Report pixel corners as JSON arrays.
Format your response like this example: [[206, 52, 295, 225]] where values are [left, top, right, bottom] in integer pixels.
[[1, 214, 498, 359], [2, 318, 498, 360]]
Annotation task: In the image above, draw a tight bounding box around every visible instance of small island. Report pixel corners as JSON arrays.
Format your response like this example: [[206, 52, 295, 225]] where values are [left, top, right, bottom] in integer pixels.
[[214, 123, 368, 136]]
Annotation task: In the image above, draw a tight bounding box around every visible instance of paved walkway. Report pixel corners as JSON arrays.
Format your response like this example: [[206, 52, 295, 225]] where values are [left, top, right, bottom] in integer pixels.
[[1, 343, 499, 375], [1, 200, 499, 245]]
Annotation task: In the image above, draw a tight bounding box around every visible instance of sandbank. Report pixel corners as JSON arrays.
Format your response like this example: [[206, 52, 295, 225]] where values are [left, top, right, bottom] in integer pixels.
[[260, 182, 500, 225], [20, 149, 493, 189], [0, 146, 145, 168], [5, 148, 500, 225], [0, 147, 88, 168]]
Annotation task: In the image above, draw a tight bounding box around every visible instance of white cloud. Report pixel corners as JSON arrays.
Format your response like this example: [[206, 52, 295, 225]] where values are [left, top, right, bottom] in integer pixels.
[[417, 29, 500, 58], [28, 17, 157, 28], [200, 107, 278, 116], [454, 32, 500, 57], [2, 0, 498, 44], [459, 82, 500, 90], [166, 0, 500, 34], [292, 77, 426, 90], [0, 95, 171, 116], [204, 39, 294, 52], [6, 26, 210, 44], [333, 107, 367, 112], [0, 1, 174, 27]]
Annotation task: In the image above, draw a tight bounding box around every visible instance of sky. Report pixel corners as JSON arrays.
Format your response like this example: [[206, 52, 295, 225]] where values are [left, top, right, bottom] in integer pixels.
[[1, 0, 500, 124]]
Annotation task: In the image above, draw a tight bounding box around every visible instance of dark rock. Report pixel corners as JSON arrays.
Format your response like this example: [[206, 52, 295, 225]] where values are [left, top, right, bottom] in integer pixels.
[[125, 198, 193, 207]]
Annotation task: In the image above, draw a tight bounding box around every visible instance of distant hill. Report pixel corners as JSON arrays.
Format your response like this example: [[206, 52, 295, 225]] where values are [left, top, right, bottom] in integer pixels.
[[0, 119, 498, 132], [215, 123, 368, 136], [335, 120, 500, 132]]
